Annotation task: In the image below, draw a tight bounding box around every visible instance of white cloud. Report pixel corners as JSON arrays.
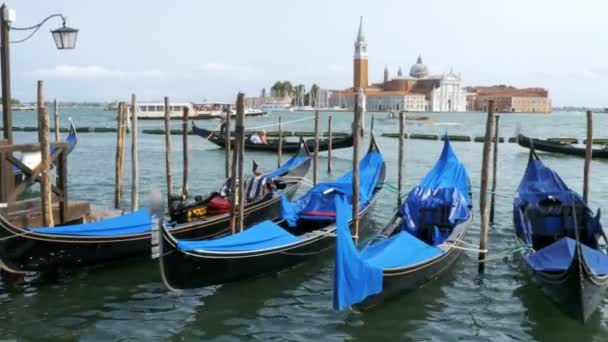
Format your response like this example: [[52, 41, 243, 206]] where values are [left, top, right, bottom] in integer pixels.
[[195, 62, 256, 75], [25, 64, 167, 81]]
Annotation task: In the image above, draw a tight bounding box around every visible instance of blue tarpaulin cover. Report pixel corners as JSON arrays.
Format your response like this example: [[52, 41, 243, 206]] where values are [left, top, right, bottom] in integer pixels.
[[400, 138, 470, 237], [30, 209, 151, 236], [333, 196, 383, 311], [177, 220, 301, 252], [263, 152, 309, 180], [526, 237, 608, 276], [513, 153, 603, 246], [360, 231, 442, 269], [282, 148, 384, 227]]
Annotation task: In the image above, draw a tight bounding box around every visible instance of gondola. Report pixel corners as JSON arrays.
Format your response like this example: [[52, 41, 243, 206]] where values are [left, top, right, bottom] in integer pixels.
[[13, 120, 78, 179], [513, 148, 608, 322], [154, 135, 385, 290], [332, 137, 472, 310], [192, 121, 354, 153], [517, 133, 608, 158], [0, 144, 311, 273]]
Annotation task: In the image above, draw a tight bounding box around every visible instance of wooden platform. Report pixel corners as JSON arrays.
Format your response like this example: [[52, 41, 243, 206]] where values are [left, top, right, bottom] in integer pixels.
[[6, 198, 92, 227]]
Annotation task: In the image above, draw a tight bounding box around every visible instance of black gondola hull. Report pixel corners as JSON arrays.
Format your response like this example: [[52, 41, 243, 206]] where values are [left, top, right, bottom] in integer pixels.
[[0, 157, 311, 273], [358, 218, 471, 309], [193, 125, 353, 153], [517, 133, 608, 158]]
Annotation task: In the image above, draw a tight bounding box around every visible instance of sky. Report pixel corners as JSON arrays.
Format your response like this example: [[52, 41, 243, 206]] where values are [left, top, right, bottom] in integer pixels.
[[9, 0, 608, 106]]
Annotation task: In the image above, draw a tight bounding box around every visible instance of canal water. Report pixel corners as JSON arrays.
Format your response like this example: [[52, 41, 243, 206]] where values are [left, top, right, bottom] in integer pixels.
[[1, 109, 607, 341]]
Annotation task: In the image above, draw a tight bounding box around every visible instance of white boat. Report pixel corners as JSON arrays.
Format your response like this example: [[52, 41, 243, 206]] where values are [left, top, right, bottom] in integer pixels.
[[192, 102, 231, 119], [132, 102, 193, 119], [260, 102, 291, 113]]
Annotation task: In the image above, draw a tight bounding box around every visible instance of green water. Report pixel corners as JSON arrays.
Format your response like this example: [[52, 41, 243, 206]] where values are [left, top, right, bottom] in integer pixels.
[[1, 109, 607, 341]]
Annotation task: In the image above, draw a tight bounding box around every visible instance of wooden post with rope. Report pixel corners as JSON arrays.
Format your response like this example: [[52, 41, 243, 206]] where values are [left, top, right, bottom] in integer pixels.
[[353, 89, 362, 242], [277, 116, 283, 167], [114, 102, 127, 209], [164, 97, 173, 210], [53, 98, 60, 141], [225, 105, 231, 178], [490, 114, 500, 223], [182, 107, 190, 197], [478, 100, 495, 274], [327, 115, 332, 174], [38, 80, 53, 226], [397, 110, 405, 207], [313, 110, 320, 185], [583, 110, 592, 204], [131, 93, 139, 211], [236, 93, 246, 232]]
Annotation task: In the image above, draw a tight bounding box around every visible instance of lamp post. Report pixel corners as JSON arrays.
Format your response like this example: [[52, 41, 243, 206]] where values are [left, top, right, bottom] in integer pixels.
[[1, 4, 78, 144]]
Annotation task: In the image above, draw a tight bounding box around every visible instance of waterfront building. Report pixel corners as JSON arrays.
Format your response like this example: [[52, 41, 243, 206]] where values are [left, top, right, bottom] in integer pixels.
[[466, 86, 552, 113], [329, 17, 467, 112]]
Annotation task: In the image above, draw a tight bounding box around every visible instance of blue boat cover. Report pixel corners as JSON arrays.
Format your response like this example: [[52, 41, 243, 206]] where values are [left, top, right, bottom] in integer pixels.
[[263, 152, 309, 180], [282, 148, 384, 227], [400, 138, 470, 237], [526, 237, 608, 276], [177, 220, 301, 252], [333, 196, 383, 311], [360, 231, 442, 269], [30, 209, 151, 236], [513, 154, 603, 244]]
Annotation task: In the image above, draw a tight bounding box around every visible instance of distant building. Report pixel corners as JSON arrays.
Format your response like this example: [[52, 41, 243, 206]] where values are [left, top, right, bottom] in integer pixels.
[[466, 86, 552, 113], [329, 17, 467, 112]]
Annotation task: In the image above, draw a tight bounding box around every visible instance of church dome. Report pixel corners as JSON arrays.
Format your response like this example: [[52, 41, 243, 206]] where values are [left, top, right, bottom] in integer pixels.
[[409, 55, 429, 78]]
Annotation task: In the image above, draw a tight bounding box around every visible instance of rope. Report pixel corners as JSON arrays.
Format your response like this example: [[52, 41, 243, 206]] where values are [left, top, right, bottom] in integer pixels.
[[0, 229, 34, 241], [437, 239, 533, 263]]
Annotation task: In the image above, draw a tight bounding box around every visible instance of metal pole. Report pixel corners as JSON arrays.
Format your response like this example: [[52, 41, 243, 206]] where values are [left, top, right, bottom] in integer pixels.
[[131, 94, 139, 211], [1, 5, 13, 144], [478, 100, 495, 273], [583, 110, 593, 204]]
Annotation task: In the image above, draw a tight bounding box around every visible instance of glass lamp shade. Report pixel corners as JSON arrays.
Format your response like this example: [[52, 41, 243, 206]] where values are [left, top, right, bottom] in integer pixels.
[[51, 25, 78, 49]]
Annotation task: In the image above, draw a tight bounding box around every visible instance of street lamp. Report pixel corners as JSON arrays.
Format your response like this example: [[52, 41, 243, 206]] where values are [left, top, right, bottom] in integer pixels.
[[1, 4, 79, 144]]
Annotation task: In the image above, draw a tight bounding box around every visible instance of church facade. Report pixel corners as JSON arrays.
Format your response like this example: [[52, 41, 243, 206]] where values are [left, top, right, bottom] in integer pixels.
[[330, 17, 467, 112]]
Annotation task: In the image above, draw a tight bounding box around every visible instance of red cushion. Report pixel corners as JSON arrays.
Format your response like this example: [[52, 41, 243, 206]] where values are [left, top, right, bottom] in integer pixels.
[[208, 195, 231, 210], [206, 208, 231, 215]]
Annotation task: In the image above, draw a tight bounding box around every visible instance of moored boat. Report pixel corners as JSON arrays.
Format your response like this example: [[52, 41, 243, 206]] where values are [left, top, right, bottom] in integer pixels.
[[192, 122, 354, 153], [154, 136, 385, 290], [513, 148, 608, 322], [517, 133, 608, 158], [332, 137, 472, 310], [0, 145, 311, 273]]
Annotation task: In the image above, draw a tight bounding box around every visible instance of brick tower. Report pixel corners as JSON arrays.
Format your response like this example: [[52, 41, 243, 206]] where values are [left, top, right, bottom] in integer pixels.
[[353, 16, 368, 90]]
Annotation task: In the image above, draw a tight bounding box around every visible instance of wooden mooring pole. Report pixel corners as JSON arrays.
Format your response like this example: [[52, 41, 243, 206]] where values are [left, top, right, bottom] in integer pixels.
[[277, 116, 283, 167], [583, 110, 592, 204], [327, 115, 332, 174], [38, 80, 53, 227], [352, 89, 362, 242], [225, 105, 232, 178], [397, 110, 405, 207], [131, 94, 139, 211], [164, 97, 173, 209], [490, 115, 500, 223], [53, 99, 60, 141], [114, 102, 127, 209], [478, 100, 495, 274], [182, 107, 189, 197], [236, 93, 245, 232], [313, 110, 320, 185]]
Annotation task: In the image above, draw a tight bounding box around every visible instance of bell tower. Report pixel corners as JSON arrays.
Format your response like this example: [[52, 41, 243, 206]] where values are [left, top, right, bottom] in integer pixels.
[[353, 16, 368, 90]]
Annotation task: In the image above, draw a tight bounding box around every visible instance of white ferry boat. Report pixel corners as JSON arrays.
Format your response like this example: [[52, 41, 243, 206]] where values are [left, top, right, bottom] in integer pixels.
[[132, 102, 193, 119], [260, 102, 291, 113]]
